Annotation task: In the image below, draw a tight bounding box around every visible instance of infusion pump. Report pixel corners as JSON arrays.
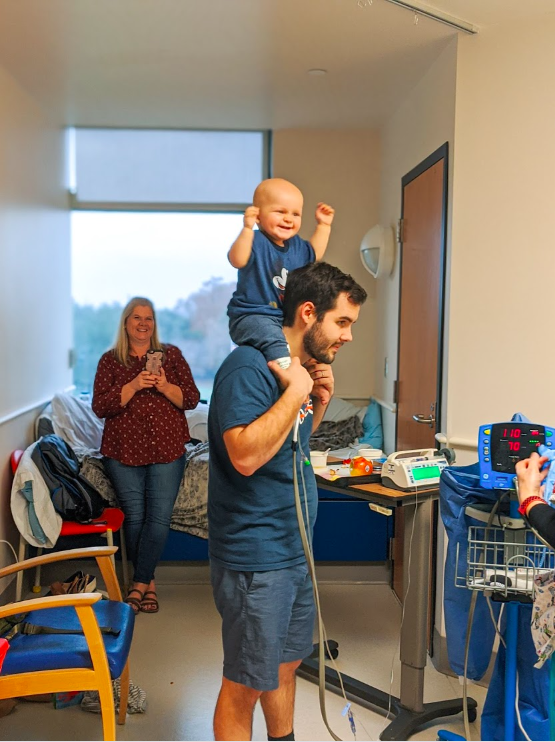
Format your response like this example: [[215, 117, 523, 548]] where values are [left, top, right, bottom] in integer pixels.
[[381, 449, 449, 491]]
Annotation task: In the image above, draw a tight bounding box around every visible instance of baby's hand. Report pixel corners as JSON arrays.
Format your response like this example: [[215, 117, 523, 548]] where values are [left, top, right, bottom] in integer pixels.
[[315, 202, 335, 227], [244, 205, 260, 230]]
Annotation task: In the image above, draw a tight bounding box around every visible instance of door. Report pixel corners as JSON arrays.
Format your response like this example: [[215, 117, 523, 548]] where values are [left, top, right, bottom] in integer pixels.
[[392, 144, 448, 612], [396, 146, 447, 451]]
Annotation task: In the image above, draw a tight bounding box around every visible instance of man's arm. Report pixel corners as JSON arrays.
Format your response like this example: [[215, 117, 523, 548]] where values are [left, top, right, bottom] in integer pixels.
[[228, 206, 259, 268], [223, 358, 313, 476], [309, 202, 334, 260]]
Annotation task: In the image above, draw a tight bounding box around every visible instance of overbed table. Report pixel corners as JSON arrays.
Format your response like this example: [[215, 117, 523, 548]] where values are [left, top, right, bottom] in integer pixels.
[[297, 478, 476, 741]]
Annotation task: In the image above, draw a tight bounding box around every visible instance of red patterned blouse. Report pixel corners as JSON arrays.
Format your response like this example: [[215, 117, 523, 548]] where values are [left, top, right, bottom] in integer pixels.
[[92, 344, 200, 466]]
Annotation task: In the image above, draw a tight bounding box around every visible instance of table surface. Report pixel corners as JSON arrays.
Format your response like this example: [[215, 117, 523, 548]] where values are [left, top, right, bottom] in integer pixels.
[[316, 476, 439, 507]]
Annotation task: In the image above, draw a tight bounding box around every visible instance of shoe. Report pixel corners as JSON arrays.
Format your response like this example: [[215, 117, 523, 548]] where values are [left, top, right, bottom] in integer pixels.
[[125, 588, 144, 615], [62, 570, 97, 594], [140, 591, 159, 614]]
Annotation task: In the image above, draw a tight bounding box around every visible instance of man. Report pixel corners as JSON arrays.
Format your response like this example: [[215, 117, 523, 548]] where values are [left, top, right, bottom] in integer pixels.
[[208, 261, 367, 741]]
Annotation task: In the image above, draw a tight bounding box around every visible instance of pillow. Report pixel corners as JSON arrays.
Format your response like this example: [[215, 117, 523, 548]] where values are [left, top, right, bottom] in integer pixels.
[[358, 398, 383, 449], [323, 397, 366, 423], [50, 393, 104, 457], [185, 402, 209, 443]]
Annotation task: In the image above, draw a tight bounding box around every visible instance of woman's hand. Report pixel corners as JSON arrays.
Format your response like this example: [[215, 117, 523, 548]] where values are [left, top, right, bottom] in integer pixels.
[[130, 370, 158, 391], [154, 367, 184, 408], [154, 367, 170, 393]]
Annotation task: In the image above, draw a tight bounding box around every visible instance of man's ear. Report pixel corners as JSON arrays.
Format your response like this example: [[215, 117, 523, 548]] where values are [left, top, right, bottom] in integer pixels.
[[299, 301, 316, 326]]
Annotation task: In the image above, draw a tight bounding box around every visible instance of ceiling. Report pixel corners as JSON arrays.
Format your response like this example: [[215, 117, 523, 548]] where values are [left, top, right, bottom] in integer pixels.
[[0, 0, 553, 129]]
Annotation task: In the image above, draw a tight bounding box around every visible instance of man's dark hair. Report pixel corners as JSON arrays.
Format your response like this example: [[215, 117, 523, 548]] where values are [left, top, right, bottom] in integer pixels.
[[282, 262, 367, 327]]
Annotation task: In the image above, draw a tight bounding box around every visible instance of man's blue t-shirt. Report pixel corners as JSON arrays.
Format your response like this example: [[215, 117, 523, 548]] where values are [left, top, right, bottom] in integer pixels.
[[207, 345, 318, 571], [228, 230, 315, 320]]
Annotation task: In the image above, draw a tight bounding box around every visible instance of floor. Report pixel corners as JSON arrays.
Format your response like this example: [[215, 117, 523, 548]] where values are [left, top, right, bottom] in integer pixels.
[[0, 572, 487, 741]]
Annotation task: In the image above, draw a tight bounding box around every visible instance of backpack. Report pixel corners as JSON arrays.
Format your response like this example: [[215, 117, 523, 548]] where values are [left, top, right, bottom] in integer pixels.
[[31, 434, 107, 523]]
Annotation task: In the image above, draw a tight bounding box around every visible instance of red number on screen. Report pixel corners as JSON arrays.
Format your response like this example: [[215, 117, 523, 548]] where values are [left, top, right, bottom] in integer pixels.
[[508, 441, 521, 451]]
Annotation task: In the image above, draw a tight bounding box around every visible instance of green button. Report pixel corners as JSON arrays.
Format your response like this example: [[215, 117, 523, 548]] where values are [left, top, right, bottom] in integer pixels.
[[547, 431, 553, 437]]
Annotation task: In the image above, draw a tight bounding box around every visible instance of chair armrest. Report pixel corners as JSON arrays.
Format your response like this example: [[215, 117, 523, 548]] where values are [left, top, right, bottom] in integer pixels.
[[0, 547, 117, 578], [0, 592, 102, 619], [0, 547, 123, 603]]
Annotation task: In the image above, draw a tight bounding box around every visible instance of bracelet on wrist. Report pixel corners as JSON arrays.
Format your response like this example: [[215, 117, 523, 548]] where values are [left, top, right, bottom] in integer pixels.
[[517, 495, 545, 517]]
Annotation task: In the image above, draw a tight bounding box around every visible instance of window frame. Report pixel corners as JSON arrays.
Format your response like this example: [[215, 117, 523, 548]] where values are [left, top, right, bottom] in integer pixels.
[[68, 126, 272, 213]]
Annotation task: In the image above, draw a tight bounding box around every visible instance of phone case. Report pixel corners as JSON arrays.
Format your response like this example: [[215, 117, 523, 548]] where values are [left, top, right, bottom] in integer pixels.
[[145, 349, 163, 375]]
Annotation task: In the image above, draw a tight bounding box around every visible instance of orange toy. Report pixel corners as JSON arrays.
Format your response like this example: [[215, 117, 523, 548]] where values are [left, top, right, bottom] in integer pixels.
[[349, 457, 373, 476]]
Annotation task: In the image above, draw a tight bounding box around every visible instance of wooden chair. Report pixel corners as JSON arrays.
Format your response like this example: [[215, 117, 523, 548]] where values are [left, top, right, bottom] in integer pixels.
[[0, 639, 8, 671], [0, 546, 134, 741], [10, 450, 129, 600]]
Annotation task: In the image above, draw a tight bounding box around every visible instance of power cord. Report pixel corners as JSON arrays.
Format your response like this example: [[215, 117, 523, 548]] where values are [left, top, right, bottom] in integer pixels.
[[0, 540, 19, 564], [297, 433, 376, 740], [293, 414, 354, 741]]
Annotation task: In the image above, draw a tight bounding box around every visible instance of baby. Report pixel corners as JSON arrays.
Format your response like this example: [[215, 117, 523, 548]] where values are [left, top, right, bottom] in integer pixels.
[[227, 177, 335, 391]]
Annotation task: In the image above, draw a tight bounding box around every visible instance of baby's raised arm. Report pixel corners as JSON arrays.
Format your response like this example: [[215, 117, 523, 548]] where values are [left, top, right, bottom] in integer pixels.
[[228, 205, 260, 268], [310, 202, 335, 260]]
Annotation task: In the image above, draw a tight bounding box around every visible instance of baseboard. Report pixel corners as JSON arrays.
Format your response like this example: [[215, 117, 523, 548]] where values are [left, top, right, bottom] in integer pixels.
[[23, 558, 391, 595], [315, 561, 390, 584], [156, 561, 391, 586]]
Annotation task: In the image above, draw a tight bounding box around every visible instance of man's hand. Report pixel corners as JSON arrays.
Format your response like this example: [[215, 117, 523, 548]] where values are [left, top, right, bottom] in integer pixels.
[[243, 205, 260, 230], [515, 453, 549, 502], [267, 356, 314, 401], [315, 202, 335, 227], [304, 360, 334, 407]]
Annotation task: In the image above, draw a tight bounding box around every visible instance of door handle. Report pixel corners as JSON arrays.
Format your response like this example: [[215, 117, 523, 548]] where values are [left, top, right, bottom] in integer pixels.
[[412, 413, 436, 428]]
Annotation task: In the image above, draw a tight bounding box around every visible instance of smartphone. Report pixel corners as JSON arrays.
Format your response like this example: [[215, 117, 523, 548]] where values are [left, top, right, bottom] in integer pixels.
[[145, 349, 164, 376]]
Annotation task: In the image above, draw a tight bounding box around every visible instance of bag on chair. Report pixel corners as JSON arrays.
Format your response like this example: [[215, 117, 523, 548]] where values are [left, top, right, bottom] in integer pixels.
[[31, 434, 107, 523]]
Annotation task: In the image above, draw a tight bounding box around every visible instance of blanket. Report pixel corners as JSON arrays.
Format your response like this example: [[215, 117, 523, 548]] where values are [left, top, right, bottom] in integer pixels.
[[309, 414, 363, 451], [80, 442, 209, 539]]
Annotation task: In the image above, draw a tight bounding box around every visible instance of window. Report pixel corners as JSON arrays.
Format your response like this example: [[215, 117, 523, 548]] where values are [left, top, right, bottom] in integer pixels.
[[70, 128, 270, 401]]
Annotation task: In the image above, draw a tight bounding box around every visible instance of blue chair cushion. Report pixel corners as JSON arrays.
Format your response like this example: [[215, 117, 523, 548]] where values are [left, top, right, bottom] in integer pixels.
[[1, 600, 134, 679]]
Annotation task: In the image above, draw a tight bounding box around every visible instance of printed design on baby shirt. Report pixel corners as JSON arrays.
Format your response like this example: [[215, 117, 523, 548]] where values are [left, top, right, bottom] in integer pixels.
[[298, 398, 314, 425], [269, 267, 288, 308]]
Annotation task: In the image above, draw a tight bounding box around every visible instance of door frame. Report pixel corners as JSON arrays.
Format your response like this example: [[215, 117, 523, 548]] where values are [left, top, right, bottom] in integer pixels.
[[394, 142, 449, 450]]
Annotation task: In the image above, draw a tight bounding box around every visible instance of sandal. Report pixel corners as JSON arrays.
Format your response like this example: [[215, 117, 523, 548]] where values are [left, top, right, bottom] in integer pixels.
[[140, 590, 159, 614], [125, 588, 144, 615]]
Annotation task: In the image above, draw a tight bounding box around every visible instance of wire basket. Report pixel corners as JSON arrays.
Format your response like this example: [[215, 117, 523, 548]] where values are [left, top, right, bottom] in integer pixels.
[[457, 524, 555, 598]]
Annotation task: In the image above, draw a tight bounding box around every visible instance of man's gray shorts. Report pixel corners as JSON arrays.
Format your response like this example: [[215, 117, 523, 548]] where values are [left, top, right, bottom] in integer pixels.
[[210, 561, 315, 692]]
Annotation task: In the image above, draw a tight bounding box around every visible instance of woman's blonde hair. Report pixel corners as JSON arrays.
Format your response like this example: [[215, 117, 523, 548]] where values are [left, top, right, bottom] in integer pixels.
[[112, 297, 162, 366]]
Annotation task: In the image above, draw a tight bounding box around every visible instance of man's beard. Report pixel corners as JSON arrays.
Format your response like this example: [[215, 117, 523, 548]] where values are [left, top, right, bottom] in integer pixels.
[[303, 321, 337, 364]]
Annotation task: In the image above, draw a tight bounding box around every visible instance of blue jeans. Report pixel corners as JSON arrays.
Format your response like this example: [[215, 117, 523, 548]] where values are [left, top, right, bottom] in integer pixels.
[[104, 455, 185, 584], [229, 314, 289, 362]]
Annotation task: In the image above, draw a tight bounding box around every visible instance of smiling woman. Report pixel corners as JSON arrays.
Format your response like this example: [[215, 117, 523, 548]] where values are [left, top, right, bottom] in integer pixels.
[[92, 296, 201, 614]]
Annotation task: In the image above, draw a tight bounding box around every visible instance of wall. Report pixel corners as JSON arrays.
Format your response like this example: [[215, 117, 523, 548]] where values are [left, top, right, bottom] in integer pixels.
[[447, 15, 555, 457], [272, 129, 380, 399], [0, 65, 71, 593], [376, 38, 458, 454]]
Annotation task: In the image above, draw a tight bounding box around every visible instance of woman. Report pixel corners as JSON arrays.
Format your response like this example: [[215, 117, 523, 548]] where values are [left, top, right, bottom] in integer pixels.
[[92, 297, 200, 614]]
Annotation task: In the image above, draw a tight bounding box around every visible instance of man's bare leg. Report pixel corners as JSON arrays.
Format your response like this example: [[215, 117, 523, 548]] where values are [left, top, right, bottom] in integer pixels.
[[260, 660, 301, 739], [214, 677, 262, 741]]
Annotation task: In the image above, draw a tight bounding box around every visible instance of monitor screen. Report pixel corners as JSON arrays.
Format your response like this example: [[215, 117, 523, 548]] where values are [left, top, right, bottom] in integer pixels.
[[489, 423, 545, 474], [413, 465, 440, 481]]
